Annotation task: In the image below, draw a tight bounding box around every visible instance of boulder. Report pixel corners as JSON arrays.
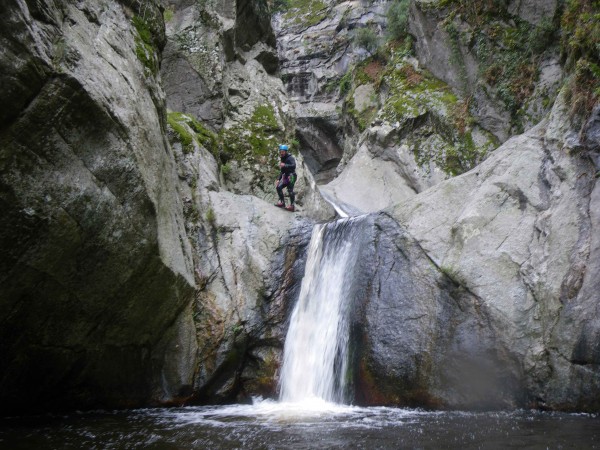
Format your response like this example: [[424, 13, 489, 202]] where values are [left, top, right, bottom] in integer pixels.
[[371, 90, 600, 410], [345, 214, 524, 409], [0, 0, 195, 413]]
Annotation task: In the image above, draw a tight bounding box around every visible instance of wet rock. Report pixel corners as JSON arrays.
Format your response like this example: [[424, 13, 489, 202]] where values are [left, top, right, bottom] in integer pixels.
[[377, 90, 600, 411], [346, 214, 524, 409]]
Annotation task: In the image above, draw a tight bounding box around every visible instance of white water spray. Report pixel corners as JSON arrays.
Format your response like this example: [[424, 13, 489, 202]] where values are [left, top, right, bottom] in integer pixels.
[[278, 219, 357, 404]]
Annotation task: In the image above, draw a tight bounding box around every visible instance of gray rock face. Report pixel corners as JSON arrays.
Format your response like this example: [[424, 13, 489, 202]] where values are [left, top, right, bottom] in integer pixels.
[[309, 88, 598, 411], [161, 0, 278, 130], [0, 0, 195, 412], [273, 0, 390, 181], [409, 0, 563, 143], [160, 0, 334, 403], [508, 0, 558, 25], [343, 214, 523, 409]]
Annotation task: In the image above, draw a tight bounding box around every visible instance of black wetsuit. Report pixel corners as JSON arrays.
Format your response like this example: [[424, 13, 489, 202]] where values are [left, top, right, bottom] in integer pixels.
[[276, 153, 297, 205]]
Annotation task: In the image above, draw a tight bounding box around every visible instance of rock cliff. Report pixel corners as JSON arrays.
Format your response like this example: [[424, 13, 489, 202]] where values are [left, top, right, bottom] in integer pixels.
[[159, 0, 333, 404], [346, 95, 600, 410], [293, 0, 599, 411], [0, 0, 326, 413], [1, 0, 598, 414], [0, 0, 195, 412]]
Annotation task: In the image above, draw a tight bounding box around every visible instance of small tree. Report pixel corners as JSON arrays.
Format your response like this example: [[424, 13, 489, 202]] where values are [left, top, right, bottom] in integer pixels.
[[387, 0, 410, 41], [354, 27, 380, 56]]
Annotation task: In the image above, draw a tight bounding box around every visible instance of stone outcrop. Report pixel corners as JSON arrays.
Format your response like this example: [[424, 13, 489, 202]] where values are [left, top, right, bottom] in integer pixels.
[[168, 118, 316, 402], [273, 0, 391, 182], [345, 90, 600, 411], [160, 0, 334, 404], [161, 0, 278, 129], [409, 0, 563, 142], [1, 0, 597, 415], [162, 0, 333, 213], [276, 0, 498, 211], [0, 0, 195, 413], [0, 0, 325, 413], [320, 53, 496, 214]]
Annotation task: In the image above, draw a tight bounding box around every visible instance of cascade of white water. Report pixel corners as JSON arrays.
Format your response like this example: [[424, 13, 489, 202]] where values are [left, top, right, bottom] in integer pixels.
[[278, 219, 356, 404]]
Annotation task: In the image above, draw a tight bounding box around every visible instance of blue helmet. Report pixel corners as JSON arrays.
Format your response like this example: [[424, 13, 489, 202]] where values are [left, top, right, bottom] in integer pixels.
[[279, 144, 289, 151]]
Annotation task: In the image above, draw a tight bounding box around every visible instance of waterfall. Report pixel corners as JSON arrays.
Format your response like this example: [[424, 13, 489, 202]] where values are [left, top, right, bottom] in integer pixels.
[[278, 217, 361, 404]]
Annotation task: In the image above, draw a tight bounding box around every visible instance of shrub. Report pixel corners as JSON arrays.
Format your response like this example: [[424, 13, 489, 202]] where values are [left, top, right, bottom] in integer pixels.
[[387, 0, 410, 41], [354, 27, 380, 56]]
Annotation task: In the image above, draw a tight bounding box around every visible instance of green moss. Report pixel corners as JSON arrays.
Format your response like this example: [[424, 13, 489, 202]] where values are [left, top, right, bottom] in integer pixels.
[[560, 0, 600, 119], [167, 113, 194, 153], [132, 15, 159, 74], [132, 16, 153, 44], [379, 57, 454, 123], [386, 0, 410, 41], [167, 112, 219, 155], [282, 0, 328, 27], [163, 7, 174, 22], [220, 104, 283, 162], [426, 0, 563, 126], [206, 207, 216, 227], [381, 51, 492, 175], [220, 162, 232, 179]]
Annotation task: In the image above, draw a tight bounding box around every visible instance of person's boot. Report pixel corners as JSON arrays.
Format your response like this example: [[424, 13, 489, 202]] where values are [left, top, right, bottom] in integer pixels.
[[274, 201, 285, 208], [285, 204, 295, 212]]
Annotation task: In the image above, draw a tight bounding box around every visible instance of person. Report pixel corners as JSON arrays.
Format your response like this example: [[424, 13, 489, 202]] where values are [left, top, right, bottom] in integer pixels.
[[274, 144, 297, 212]]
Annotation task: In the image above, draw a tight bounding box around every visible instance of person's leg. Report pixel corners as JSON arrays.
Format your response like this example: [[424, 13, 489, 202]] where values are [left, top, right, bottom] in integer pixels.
[[275, 178, 288, 206], [284, 174, 296, 211], [287, 174, 296, 205]]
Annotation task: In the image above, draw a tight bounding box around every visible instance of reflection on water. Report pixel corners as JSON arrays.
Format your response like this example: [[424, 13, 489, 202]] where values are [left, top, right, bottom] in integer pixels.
[[1, 400, 599, 449]]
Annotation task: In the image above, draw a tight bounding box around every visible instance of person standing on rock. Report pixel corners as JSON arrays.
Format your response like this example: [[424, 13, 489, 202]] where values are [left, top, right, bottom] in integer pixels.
[[274, 144, 297, 212]]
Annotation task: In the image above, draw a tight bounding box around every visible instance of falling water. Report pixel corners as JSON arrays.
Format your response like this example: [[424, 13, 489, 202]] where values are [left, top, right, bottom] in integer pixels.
[[278, 218, 360, 404]]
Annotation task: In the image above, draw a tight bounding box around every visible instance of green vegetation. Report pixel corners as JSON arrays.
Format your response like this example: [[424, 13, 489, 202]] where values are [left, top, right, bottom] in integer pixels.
[[163, 7, 174, 22], [206, 207, 216, 227], [270, 0, 291, 13], [386, 0, 410, 41], [560, 0, 600, 120], [132, 15, 159, 74], [354, 27, 380, 56], [218, 103, 289, 188], [281, 0, 328, 28], [220, 104, 281, 159], [428, 0, 599, 125], [340, 42, 494, 176], [220, 162, 232, 179], [424, 1, 561, 128], [168, 103, 291, 193], [167, 112, 218, 155]]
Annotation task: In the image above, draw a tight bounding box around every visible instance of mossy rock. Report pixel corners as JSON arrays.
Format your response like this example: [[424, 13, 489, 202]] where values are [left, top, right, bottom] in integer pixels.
[[220, 104, 284, 162], [132, 15, 160, 75], [282, 0, 328, 28], [167, 111, 219, 155], [342, 45, 496, 176]]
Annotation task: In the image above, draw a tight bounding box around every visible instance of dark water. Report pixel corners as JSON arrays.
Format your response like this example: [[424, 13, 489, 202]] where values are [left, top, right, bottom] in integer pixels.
[[1, 400, 598, 449]]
